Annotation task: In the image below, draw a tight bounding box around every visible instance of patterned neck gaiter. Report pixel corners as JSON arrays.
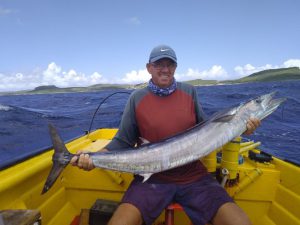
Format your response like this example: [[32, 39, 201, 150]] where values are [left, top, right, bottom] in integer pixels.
[[148, 79, 177, 97]]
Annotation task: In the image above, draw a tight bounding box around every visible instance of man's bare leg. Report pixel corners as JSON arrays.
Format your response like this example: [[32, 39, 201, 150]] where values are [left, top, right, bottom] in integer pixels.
[[108, 203, 143, 225], [211, 202, 251, 225]]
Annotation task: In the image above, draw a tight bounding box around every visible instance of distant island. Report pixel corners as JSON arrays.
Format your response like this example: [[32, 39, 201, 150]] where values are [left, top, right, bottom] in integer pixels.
[[33, 85, 60, 91], [1, 67, 299, 95], [184, 67, 300, 86]]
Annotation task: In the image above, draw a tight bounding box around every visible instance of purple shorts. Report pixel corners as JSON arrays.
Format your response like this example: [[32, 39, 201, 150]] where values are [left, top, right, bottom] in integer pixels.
[[122, 174, 233, 225]]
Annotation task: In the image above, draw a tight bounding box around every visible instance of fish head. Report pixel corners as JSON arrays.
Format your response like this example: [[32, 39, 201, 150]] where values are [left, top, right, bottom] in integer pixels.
[[243, 92, 286, 120]]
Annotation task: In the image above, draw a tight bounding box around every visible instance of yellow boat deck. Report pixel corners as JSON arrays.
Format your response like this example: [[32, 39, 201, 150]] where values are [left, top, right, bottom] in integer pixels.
[[0, 128, 300, 225]]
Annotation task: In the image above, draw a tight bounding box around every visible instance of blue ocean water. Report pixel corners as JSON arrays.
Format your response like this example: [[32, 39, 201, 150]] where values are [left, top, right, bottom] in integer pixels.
[[0, 81, 299, 169]]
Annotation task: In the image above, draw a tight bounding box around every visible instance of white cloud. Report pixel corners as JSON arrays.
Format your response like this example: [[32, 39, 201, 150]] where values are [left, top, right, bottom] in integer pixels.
[[0, 62, 107, 92], [233, 59, 300, 78], [91, 72, 106, 83], [0, 72, 27, 91], [175, 65, 229, 81], [234, 63, 277, 77], [41, 62, 108, 87], [283, 59, 300, 68], [119, 69, 150, 84], [0, 6, 16, 16], [126, 17, 141, 25]]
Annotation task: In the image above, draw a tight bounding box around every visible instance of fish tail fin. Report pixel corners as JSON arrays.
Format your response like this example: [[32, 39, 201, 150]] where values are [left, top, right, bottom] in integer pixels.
[[140, 173, 153, 182], [41, 123, 73, 194]]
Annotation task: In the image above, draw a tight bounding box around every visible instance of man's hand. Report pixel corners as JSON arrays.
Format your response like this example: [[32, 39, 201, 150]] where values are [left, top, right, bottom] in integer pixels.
[[70, 150, 95, 171], [244, 118, 261, 135], [70, 148, 108, 171]]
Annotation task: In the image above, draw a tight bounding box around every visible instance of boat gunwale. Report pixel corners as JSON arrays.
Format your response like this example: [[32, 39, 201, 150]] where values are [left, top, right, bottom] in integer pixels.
[[0, 127, 114, 171]]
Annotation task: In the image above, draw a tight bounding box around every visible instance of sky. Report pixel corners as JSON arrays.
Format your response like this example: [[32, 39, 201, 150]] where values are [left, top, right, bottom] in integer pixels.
[[0, 0, 300, 92]]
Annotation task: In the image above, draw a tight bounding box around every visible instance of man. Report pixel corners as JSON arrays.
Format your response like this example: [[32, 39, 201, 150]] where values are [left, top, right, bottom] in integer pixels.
[[71, 45, 260, 225]]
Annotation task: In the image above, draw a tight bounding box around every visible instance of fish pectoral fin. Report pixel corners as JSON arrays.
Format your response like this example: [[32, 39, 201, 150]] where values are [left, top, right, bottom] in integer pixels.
[[212, 114, 235, 122], [139, 137, 151, 145], [140, 173, 153, 182], [210, 107, 239, 123]]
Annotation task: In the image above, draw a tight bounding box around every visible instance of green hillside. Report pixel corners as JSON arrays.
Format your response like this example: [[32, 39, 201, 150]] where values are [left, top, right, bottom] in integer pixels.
[[129, 80, 218, 88], [227, 67, 300, 83], [183, 79, 218, 86], [183, 67, 300, 86], [1, 84, 132, 95]]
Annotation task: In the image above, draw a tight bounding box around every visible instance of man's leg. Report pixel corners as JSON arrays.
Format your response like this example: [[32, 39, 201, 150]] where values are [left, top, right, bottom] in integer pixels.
[[211, 202, 251, 225], [109, 177, 177, 225], [176, 174, 237, 225], [108, 203, 143, 225]]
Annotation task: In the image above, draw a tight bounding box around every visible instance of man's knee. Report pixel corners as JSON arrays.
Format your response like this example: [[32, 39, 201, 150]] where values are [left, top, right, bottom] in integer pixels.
[[108, 203, 143, 225], [212, 202, 251, 225]]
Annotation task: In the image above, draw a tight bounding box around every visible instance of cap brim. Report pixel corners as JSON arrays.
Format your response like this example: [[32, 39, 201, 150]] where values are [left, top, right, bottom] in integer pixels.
[[149, 55, 177, 63]]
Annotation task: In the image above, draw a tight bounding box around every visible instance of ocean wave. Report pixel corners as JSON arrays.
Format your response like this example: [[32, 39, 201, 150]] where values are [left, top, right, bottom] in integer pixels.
[[18, 106, 53, 114], [287, 96, 300, 105], [0, 104, 11, 111], [14, 106, 75, 119], [0, 130, 11, 136], [225, 93, 249, 100]]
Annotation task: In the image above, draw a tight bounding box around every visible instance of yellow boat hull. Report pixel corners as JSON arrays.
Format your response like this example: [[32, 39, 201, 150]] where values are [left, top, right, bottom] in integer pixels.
[[0, 128, 300, 225]]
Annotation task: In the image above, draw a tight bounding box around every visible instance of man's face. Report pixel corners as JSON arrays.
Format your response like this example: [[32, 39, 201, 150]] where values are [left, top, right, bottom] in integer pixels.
[[147, 58, 177, 88]]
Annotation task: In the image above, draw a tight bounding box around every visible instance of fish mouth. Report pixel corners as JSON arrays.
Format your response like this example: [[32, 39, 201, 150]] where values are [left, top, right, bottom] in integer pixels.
[[268, 97, 287, 112], [250, 92, 286, 121], [262, 95, 287, 120], [270, 97, 287, 106], [261, 91, 277, 105]]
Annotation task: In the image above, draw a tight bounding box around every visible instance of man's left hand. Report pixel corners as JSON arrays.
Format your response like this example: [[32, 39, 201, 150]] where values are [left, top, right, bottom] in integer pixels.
[[244, 118, 261, 135]]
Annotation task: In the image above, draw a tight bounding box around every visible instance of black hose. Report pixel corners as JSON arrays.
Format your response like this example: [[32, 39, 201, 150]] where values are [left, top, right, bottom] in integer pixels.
[[87, 91, 131, 134]]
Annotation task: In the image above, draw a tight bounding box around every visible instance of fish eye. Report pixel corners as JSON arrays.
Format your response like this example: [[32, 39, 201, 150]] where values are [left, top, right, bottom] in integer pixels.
[[255, 99, 262, 104]]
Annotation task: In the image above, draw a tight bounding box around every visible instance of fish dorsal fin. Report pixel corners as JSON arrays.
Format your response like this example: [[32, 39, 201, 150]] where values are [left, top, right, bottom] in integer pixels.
[[139, 137, 150, 145], [210, 106, 239, 123], [140, 173, 153, 182]]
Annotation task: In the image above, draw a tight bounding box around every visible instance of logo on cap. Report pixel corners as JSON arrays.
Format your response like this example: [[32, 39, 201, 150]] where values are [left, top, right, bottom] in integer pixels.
[[160, 48, 169, 52]]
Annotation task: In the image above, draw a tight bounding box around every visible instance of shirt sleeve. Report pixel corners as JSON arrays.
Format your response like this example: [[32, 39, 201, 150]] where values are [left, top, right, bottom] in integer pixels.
[[105, 92, 139, 151], [192, 86, 207, 123]]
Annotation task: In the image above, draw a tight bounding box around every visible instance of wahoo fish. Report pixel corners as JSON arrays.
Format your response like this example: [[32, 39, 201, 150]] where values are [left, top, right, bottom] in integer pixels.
[[42, 92, 286, 194]]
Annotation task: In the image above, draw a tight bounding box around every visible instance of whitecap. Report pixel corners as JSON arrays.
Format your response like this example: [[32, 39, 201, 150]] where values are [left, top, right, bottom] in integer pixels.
[[0, 104, 11, 111]]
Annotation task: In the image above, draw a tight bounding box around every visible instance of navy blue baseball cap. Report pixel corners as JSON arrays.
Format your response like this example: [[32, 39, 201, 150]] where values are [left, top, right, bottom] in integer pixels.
[[149, 45, 177, 63]]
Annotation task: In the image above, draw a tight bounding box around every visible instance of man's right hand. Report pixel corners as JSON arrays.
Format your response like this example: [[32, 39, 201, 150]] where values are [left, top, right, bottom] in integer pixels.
[[70, 150, 95, 171]]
